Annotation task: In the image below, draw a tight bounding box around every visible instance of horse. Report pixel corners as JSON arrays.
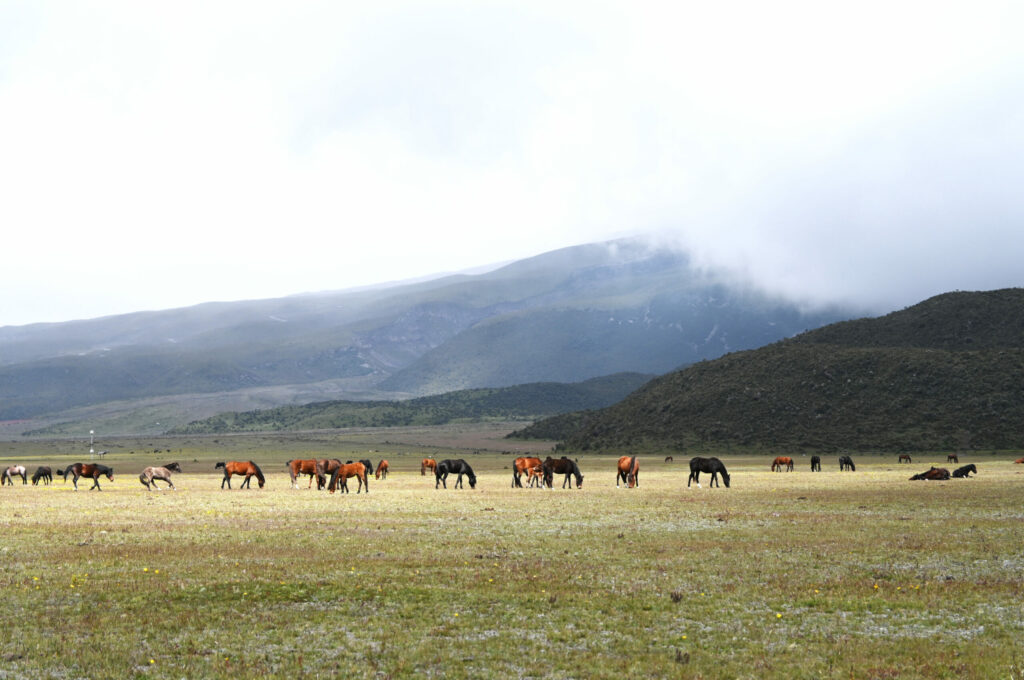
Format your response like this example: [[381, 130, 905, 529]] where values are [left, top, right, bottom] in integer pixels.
[[328, 462, 369, 494], [31, 466, 53, 486], [286, 459, 324, 489], [1015, 457, 1024, 464], [139, 462, 181, 491], [375, 460, 389, 480], [60, 463, 114, 491], [421, 458, 437, 476], [319, 458, 343, 478], [687, 457, 730, 488], [542, 456, 583, 489], [771, 456, 794, 472], [839, 455, 856, 471], [215, 461, 265, 489], [947, 454, 959, 464], [435, 459, 477, 489], [810, 455, 821, 472], [616, 456, 639, 488], [951, 464, 977, 478], [2, 465, 27, 485], [910, 467, 950, 481], [898, 454, 912, 464], [664, 456, 674, 463], [511, 457, 543, 488], [525, 465, 546, 488]]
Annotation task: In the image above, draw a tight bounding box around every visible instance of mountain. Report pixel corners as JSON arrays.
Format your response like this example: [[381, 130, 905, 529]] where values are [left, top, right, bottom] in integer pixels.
[[163, 373, 654, 434], [511, 289, 1024, 453], [0, 239, 856, 433]]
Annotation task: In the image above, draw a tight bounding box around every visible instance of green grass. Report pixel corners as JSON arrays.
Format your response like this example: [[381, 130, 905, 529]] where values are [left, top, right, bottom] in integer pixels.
[[1, 429, 1022, 678]]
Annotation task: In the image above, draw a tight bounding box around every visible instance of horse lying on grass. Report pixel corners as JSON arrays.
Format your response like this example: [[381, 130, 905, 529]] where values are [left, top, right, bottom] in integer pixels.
[[910, 467, 950, 481]]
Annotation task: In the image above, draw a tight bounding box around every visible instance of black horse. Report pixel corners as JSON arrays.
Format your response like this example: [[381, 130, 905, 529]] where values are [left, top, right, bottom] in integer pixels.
[[951, 464, 977, 478], [810, 455, 821, 472], [687, 457, 730, 488], [542, 457, 583, 489], [839, 455, 856, 471], [31, 466, 53, 485], [435, 459, 477, 489]]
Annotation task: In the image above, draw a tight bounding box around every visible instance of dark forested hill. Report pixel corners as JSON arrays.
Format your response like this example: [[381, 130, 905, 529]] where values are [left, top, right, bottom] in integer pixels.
[[511, 289, 1024, 452], [0, 239, 854, 430], [167, 373, 653, 434]]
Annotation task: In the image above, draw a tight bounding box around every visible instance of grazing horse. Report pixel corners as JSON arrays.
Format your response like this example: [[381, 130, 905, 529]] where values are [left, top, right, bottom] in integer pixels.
[[215, 461, 265, 489], [328, 462, 369, 494], [542, 456, 583, 489], [31, 466, 53, 486], [286, 459, 324, 489], [664, 456, 674, 463], [688, 457, 730, 488], [435, 459, 477, 489], [2, 465, 27, 485], [139, 462, 181, 491], [951, 464, 978, 478], [375, 460, 389, 480], [616, 456, 639, 488], [60, 463, 114, 491], [421, 458, 437, 476], [319, 458, 344, 480], [947, 454, 959, 464], [771, 456, 794, 472], [910, 467, 950, 481], [511, 456, 543, 488], [810, 455, 821, 472], [898, 454, 912, 464], [839, 456, 856, 472]]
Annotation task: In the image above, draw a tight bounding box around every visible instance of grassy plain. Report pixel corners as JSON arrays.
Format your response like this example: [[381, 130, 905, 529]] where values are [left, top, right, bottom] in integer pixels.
[[0, 426, 1022, 679]]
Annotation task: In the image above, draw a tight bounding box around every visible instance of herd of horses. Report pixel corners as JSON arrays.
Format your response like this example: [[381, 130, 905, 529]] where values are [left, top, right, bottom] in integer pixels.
[[0, 451, 997, 494]]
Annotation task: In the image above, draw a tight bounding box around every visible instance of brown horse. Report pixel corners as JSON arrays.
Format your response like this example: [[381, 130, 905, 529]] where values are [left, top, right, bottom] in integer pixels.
[[525, 465, 546, 488], [421, 458, 437, 476], [286, 459, 324, 489], [541, 456, 583, 489], [947, 454, 959, 464], [215, 461, 265, 489], [1016, 457, 1024, 464], [616, 456, 639, 488], [664, 456, 673, 463], [910, 467, 951, 481], [60, 463, 114, 491], [771, 456, 794, 472], [512, 456, 543, 488], [328, 462, 369, 494], [139, 462, 181, 491], [898, 454, 912, 464], [375, 460, 389, 480]]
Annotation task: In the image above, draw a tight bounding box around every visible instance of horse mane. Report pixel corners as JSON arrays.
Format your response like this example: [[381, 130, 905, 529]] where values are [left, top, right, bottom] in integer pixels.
[[249, 461, 265, 480]]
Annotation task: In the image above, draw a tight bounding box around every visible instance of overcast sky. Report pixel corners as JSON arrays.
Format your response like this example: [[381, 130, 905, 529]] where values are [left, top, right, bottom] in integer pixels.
[[2, 1, 1023, 327]]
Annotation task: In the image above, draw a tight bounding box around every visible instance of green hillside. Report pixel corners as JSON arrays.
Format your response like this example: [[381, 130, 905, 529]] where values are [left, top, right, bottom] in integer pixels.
[[511, 289, 1024, 452], [168, 373, 652, 434]]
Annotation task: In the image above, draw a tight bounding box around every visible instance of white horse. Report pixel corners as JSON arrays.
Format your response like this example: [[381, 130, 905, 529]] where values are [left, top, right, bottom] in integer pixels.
[[2, 465, 27, 485], [139, 462, 181, 491]]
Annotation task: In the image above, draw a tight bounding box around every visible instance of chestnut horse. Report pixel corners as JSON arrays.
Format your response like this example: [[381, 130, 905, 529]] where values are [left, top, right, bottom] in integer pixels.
[[525, 465, 546, 488], [616, 456, 639, 488], [31, 466, 53, 485], [60, 463, 114, 491], [898, 454, 912, 464], [1016, 457, 1024, 464], [375, 460, 389, 480], [421, 458, 437, 476], [286, 459, 324, 489], [771, 457, 794, 472], [328, 462, 369, 494], [215, 461, 265, 489], [139, 462, 181, 491], [2, 465, 27, 485], [910, 467, 950, 481], [947, 454, 959, 464], [511, 457, 543, 488]]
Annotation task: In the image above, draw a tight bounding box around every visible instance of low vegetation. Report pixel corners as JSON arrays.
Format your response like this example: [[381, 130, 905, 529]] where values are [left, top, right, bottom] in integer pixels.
[[0, 428, 1021, 678]]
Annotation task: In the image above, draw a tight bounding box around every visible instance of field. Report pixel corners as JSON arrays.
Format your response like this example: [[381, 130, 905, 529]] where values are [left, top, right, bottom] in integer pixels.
[[1, 426, 1022, 679]]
